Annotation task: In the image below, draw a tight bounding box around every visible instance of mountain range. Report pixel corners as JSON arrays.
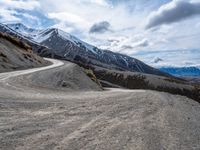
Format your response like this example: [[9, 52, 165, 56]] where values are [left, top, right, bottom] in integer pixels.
[[1, 23, 169, 77], [0, 23, 199, 101], [6, 23, 200, 79], [160, 66, 200, 77], [134, 49, 200, 78]]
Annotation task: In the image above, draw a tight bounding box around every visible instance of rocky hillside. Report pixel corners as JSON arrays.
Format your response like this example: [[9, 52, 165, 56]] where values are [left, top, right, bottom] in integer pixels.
[[0, 32, 50, 73], [0, 23, 57, 58], [94, 67, 200, 102]]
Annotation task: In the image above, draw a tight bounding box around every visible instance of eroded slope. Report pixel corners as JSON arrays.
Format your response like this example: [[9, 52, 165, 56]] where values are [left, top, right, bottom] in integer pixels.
[[0, 33, 50, 73]]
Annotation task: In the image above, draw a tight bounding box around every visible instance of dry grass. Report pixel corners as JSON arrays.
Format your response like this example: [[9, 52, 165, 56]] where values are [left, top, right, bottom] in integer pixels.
[[94, 69, 200, 102], [84, 68, 102, 88], [0, 32, 32, 52]]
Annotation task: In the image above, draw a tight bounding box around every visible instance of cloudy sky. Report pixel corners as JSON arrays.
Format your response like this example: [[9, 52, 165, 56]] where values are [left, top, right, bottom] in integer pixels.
[[0, 0, 200, 66]]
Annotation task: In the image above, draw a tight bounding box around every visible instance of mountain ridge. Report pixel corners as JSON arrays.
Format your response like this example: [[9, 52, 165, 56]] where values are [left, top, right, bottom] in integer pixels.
[[1, 23, 200, 101], [5, 23, 170, 77], [160, 66, 200, 77]]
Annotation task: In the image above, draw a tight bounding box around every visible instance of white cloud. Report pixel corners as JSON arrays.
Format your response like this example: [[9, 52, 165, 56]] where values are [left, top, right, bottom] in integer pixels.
[[90, 0, 109, 6], [48, 12, 87, 25], [0, 0, 200, 66], [38, 0, 142, 42], [22, 13, 39, 21], [47, 12, 91, 34], [196, 22, 200, 28], [145, 0, 200, 29], [0, 0, 40, 10], [0, 0, 40, 23], [0, 8, 21, 22]]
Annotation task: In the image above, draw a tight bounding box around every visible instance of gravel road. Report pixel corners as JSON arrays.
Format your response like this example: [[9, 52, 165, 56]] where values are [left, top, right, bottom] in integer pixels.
[[0, 59, 200, 150]]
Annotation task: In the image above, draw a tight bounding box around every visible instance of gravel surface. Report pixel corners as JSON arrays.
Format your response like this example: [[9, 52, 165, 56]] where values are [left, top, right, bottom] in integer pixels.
[[0, 59, 200, 150]]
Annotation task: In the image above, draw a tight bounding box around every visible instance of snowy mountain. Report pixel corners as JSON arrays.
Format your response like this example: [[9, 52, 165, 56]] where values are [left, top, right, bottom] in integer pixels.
[[1, 23, 169, 77], [34, 28, 97, 54], [134, 49, 200, 77], [7, 23, 41, 39], [1, 23, 200, 100], [0, 23, 57, 58], [160, 67, 200, 77], [39, 28, 171, 76], [134, 49, 200, 68]]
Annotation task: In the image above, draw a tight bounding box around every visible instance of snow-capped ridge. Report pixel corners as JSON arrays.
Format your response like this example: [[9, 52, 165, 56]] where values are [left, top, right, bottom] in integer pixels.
[[1, 23, 169, 77], [0, 23, 40, 45], [34, 28, 56, 43], [7, 23, 41, 38], [34, 27, 98, 54], [56, 29, 97, 54]]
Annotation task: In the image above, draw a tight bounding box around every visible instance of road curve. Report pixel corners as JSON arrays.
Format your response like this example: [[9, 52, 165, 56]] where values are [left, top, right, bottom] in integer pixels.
[[0, 59, 200, 150], [0, 58, 64, 81]]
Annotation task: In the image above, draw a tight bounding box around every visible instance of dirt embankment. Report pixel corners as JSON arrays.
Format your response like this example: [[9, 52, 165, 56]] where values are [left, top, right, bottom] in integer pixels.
[[0, 32, 50, 73], [8, 60, 102, 91]]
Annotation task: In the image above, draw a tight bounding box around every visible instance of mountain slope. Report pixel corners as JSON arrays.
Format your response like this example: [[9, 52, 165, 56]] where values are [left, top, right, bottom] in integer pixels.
[[5, 23, 170, 77], [38, 28, 170, 77], [1, 23, 199, 101], [7, 23, 41, 39], [0, 23, 57, 58], [0, 32, 49, 73], [2, 59, 102, 92], [94, 67, 200, 101]]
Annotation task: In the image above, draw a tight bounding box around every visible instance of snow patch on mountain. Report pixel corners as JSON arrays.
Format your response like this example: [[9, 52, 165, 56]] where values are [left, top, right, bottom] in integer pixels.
[[0, 23, 40, 45], [34, 28, 55, 43], [57, 29, 97, 54], [12, 25, 99, 54], [7, 23, 41, 38]]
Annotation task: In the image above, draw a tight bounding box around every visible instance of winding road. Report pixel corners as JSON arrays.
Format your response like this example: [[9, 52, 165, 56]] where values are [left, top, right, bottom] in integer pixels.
[[0, 58, 64, 81], [0, 59, 200, 150]]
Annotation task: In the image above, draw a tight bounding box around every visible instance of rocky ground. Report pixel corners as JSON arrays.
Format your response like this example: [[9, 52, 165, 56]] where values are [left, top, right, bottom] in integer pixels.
[[0, 59, 200, 150], [0, 33, 50, 73]]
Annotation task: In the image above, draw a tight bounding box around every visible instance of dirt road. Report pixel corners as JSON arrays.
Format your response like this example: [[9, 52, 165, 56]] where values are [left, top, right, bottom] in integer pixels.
[[0, 59, 200, 150]]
